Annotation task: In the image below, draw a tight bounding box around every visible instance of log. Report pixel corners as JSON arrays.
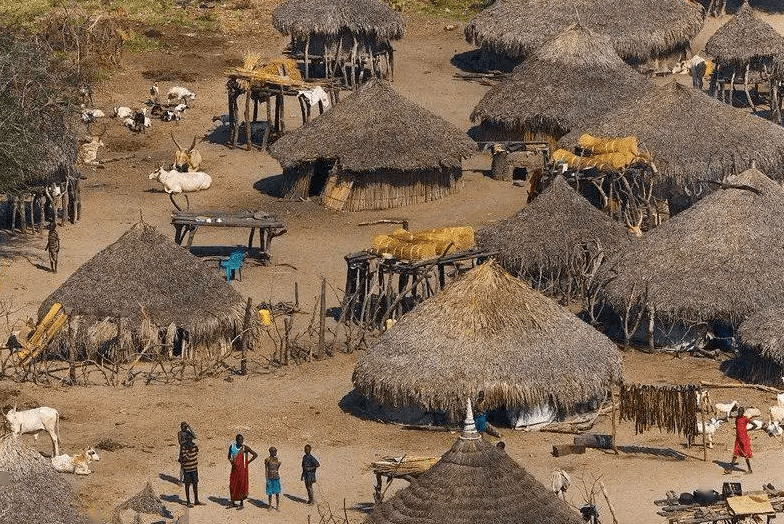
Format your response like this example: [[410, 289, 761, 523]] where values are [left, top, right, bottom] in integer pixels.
[[552, 444, 586, 457], [701, 381, 784, 393], [318, 277, 326, 358], [574, 433, 615, 450]]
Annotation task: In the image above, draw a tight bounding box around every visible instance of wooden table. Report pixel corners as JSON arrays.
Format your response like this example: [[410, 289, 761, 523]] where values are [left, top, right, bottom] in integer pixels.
[[657, 490, 781, 524], [171, 210, 286, 264]]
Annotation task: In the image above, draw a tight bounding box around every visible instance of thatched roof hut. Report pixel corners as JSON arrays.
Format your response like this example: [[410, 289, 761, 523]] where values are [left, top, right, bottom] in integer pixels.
[[597, 168, 784, 346], [366, 403, 585, 524], [352, 260, 622, 421], [471, 24, 652, 144], [477, 177, 631, 299], [733, 306, 784, 385], [705, 2, 784, 66], [464, 0, 704, 64], [39, 221, 253, 358], [269, 81, 476, 211]]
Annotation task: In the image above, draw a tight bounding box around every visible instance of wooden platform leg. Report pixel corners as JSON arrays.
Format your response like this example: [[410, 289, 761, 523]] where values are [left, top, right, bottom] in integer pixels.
[[248, 227, 256, 251], [186, 226, 198, 249], [262, 96, 272, 150], [244, 89, 252, 151]]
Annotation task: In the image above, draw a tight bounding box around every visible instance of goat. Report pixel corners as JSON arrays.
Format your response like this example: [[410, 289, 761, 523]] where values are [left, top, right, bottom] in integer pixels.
[[113, 106, 133, 119], [696, 390, 714, 415], [171, 133, 202, 172], [150, 82, 159, 101], [78, 124, 106, 166], [80, 106, 106, 124], [4, 406, 60, 456], [550, 469, 571, 500], [51, 448, 100, 475], [747, 419, 765, 431], [714, 400, 738, 420], [770, 406, 784, 425], [167, 86, 196, 106], [744, 407, 762, 419], [768, 421, 784, 437], [696, 418, 723, 448]]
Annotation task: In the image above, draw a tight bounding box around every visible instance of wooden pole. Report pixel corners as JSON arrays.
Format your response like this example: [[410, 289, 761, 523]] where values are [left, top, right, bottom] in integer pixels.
[[294, 281, 299, 309], [350, 36, 359, 88], [599, 482, 619, 524], [318, 277, 326, 359], [744, 62, 756, 112], [262, 96, 272, 150], [240, 297, 252, 375], [244, 88, 252, 151], [700, 393, 708, 461], [283, 316, 291, 366], [611, 387, 618, 454], [304, 35, 310, 80]]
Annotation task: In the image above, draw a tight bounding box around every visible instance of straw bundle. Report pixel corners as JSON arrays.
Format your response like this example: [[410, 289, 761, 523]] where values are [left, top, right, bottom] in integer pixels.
[[578, 134, 640, 156], [371, 456, 438, 476], [552, 148, 641, 171], [372, 226, 474, 261]]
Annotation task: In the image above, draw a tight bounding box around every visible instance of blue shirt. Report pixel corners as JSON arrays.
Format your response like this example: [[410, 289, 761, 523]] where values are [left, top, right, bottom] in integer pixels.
[[475, 412, 488, 433]]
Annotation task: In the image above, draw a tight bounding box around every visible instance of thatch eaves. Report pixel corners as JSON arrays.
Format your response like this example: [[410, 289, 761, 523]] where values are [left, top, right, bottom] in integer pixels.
[[471, 24, 652, 139], [738, 307, 784, 365], [464, 0, 704, 62], [272, 0, 404, 41], [705, 3, 784, 66], [269, 81, 476, 172], [598, 168, 784, 324], [352, 260, 622, 417]]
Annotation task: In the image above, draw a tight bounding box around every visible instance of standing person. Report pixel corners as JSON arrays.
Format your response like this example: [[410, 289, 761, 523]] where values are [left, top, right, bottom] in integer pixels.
[[178, 422, 196, 483], [46, 221, 59, 273], [265, 447, 282, 510], [301, 444, 320, 505], [228, 434, 258, 509], [179, 440, 203, 507], [728, 407, 753, 474], [474, 393, 501, 438]]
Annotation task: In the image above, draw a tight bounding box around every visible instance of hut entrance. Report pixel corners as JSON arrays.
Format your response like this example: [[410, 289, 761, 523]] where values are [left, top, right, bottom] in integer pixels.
[[310, 159, 336, 196]]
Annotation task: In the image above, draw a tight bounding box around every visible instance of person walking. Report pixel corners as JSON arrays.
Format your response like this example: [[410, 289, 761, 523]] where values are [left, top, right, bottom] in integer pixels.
[[228, 434, 258, 509], [727, 407, 753, 474], [301, 444, 320, 505], [178, 440, 203, 507], [265, 447, 282, 510]]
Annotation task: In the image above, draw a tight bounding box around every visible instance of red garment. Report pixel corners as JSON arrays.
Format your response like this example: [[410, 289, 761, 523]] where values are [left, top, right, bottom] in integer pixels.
[[230, 450, 249, 501], [733, 416, 753, 458]]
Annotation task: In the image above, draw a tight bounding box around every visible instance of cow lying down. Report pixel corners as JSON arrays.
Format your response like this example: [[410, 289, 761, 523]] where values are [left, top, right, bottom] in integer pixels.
[[51, 448, 100, 475]]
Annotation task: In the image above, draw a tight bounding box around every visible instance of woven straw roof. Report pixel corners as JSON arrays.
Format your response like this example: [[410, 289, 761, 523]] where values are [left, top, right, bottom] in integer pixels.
[[705, 2, 784, 65], [269, 81, 476, 172], [738, 306, 784, 365], [598, 168, 784, 324], [272, 0, 404, 40], [464, 0, 704, 62], [472, 24, 652, 140], [352, 260, 622, 417]]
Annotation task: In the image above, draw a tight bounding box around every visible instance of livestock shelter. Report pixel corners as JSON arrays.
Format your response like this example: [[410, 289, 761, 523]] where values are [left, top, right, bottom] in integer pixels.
[[476, 176, 631, 300], [351, 261, 622, 428], [471, 24, 652, 145], [561, 81, 784, 214], [364, 404, 585, 524], [464, 0, 704, 66], [733, 307, 784, 385], [269, 81, 476, 211], [595, 168, 784, 351], [272, 0, 404, 87]]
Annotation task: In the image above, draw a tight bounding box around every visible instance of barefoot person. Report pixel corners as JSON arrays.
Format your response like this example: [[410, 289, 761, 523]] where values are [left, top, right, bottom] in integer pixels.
[[728, 407, 753, 474], [179, 440, 203, 507], [301, 444, 320, 505], [265, 447, 281, 510], [228, 434, 258, 509]]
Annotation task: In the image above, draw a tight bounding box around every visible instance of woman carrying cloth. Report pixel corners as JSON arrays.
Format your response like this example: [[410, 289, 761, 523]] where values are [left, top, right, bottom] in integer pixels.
[[228, 434, 258, 509]]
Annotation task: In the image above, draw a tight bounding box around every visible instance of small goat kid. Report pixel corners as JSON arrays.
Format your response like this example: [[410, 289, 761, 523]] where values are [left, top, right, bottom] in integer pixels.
[[696, 418, 723, 449], [113, 106, 133, 119], [167, 86, 196, 106], [714, 400, 738, 420], [171, 133, 202, 172], [51, 448, 100, 475]]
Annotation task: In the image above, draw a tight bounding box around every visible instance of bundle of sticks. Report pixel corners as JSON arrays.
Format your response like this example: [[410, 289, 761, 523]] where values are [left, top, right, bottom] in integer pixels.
[[619, 383, 698, 442]]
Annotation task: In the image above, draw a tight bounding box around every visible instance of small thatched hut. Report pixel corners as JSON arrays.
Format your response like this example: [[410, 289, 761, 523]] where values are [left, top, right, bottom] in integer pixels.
[[269, 81, 476, 211], [596, 168, 784, 349], [464, 0, 704, 65], [352, 260, 622, 427], [477, 177, 631, 300], [365, 403, 584, 524], [732, 307, 784, 385], [705, 2, 784, 68], [471, 24, 652, 145], [39, 221, 255, 359]]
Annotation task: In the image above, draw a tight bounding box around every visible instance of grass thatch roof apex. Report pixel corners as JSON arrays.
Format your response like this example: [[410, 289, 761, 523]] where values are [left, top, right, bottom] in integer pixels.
[[477, 176, 631, 279], [269, 81, 476, 172], [272, 0, 404, 41], [471, 24, 652, 138], [598, 168, 784, 324], [353, 260, 622, 417], [464, 0, 704, 62], [738, 306, 784, 365], [705, 2, 784, 65]]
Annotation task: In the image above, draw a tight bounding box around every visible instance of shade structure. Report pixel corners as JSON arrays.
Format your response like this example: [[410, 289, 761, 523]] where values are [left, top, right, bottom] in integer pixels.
[[272, 0, 404, 41], [705, 2, 784, 66], [464, 0, 704, 63]]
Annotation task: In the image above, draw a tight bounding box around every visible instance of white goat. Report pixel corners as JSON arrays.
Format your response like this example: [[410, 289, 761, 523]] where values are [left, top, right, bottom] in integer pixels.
[[113, 106, 133, 119], [78, 128, 106, 166], [148, 166, 211, 194], [696, 418, 723, 449], [714, 400, 738, 420], [768, 422, 784, 437], [747, 419, 765, 431], [769, 406, 784, 425], [167, 86, 196, 106], [551, 469, 571, 500], [4, 406, 60, 456], [80, 106, 106, 124], [744, 407, 762, 419], [51, 448, 100, 475]]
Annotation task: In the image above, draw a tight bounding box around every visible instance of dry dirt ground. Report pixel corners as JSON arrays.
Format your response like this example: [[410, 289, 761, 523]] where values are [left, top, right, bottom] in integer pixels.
[[2, 9, 784, 524]]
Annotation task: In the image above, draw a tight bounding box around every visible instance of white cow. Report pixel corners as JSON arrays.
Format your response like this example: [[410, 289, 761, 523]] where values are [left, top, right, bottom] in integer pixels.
[[51, 448, 100, 475], [4, 406, 60, 456], [148, 166, 212, 193]]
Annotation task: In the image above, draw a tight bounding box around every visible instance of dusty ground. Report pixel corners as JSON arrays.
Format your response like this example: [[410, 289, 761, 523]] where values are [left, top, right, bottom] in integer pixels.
[[2, 8, 784, 524]]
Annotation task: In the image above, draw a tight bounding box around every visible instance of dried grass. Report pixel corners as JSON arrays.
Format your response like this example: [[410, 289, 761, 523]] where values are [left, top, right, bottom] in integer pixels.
[[705, 3, 784, 66], [273, 0, 405, 41]]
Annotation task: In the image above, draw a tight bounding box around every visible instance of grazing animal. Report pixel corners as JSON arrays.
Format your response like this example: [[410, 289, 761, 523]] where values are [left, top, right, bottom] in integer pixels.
[[171, 133, 202, 172], [80, 106, 106, 124], [150, 82, 159, 101], [4, 406, 61, 456], [696, 418, 723, 449], [744, 407, 762, 419], [767, 422, 783, 437], [51, 448, 100, 475], [148, 166, 211, 194], [78, 125, 106, 166], [78, 85, 94, 106], [550, 469, 571, 499], [122, 117, 137, 131], [747, 419, 765, 431], [714, 400, 738, 420], [113, 106, 133, 119], [45, 221, 60, 273], [167, 86, 196, 106], [777, 392, 784, 407], [696, 390, 713, 415], [769, 406, 784, 425]]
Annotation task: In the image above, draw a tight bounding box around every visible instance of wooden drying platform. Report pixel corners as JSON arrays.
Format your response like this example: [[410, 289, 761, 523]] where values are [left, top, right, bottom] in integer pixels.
[[342, 248, 496, 327], [371, 456, 437, 505], [171, 210, 286, 264], [656, 489, 782, 524]]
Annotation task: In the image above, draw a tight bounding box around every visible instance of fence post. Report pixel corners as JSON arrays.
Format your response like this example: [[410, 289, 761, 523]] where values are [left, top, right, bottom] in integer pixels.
[[318, 277, 326, 359], [241, 297, 253, 375]]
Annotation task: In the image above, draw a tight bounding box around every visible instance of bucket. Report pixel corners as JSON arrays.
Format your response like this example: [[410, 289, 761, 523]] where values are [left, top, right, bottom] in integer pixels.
[[259, 309, 272, 325]]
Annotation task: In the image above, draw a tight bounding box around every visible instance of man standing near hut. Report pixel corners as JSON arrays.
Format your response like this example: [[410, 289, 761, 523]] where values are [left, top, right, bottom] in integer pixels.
[[265, 446, 282, 510], [727, 407, 753, 474], [474, 393, 501, 438], [179, 439, 203, 507], [301, 444, 319, 505], [228, 434, 258, 509], [46, 221, 59, 273]]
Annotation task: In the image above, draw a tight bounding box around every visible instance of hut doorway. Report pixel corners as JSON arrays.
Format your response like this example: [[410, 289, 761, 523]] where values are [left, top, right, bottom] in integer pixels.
[[310, 159, 336, 196]]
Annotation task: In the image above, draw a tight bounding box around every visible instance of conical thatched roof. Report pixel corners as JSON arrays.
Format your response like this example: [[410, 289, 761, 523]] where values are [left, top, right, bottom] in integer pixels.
[[561, 82, 784, 187], [0, 435, 87, 524], [738, 306, 784, 365], [365, 405, 584, 524], [114, 482, 167, 517], [705, 3, 784, 66], [352, 261, 622, 417], [270, 81, 476, 172], [598, 168, 784, 324], [272, 0, 404, 41], [477, 176, 631, 288], [472, 24, 652, 142], [464, 0, 704, 62], [39, 222, 249, 349]]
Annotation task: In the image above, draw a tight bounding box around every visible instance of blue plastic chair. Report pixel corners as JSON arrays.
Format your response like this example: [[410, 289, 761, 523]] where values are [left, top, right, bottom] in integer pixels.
[[220, 249, 246, 282]]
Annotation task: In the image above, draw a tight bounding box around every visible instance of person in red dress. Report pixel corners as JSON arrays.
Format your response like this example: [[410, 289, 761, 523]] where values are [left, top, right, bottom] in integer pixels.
[[228, 434, 258, 509], [728, 407, 753, 474]]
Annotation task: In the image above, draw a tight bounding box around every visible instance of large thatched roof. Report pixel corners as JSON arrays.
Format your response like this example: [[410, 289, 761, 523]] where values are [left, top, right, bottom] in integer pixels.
[[39, 222, 248, 348], [464, 0, 704, 62], [365, 405, 584, 524], [353, 261, 622, 417], [471, 24, 652, 141], [272, 0, 404, 41], [598, 168, 784, 324], [270, 81, 476, 172], [705, 2, 784, 65], [738, 306, 784, 365], [477, 176, 631, 285], [561, 82, 784, 188]]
